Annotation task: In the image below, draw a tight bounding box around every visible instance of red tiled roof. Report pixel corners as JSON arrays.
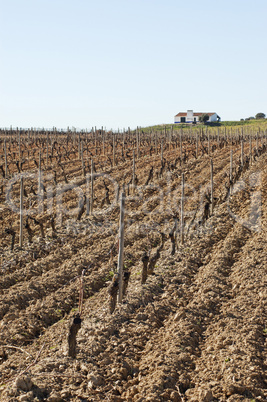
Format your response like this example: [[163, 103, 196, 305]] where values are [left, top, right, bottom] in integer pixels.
[[175, 112, 216, 117]]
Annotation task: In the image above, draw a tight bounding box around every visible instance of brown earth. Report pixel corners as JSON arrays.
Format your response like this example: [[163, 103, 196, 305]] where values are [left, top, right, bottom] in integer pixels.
[[0, 138, 266, 402]]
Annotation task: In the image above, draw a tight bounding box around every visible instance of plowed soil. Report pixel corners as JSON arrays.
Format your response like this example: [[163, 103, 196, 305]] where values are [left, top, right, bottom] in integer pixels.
[[0, 136, 266, 402]]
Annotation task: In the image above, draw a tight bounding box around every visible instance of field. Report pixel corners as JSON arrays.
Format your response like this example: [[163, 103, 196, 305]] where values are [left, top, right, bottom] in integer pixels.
[[0, 126, 266, 401]]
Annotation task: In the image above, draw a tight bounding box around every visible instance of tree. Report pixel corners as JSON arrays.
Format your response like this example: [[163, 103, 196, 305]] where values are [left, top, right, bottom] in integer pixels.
[[199, 114, 209, 124], [255, 112, 266, 119]]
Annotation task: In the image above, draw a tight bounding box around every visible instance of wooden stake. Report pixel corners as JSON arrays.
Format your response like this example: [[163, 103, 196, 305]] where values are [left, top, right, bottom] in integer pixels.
[[113, 135, 115, 167], [81, 142, 85, 177], [19, 130, 21, 165], [180, 173, 185, 244], [19, 176, 24, 248], [86, 174, 90, 216], [117, 192, 125, 304], [210, 159, 214, 215], [180, 130, 182, 166], [230, 150, 233, 195], [38, 151, 44, 214], [102, 131, 105, 156], [46, 132, 49, 166], [196, 131, 198, 159], [90, 159, 94, 215], [132, 150, 135, 193], [4, 139, 8, 177], [78, 133, 81, 159], [241, 140, 244, 168], [249, 135, 252, 166], [136, 130, 139, 158], [169, 127, 172, 151]]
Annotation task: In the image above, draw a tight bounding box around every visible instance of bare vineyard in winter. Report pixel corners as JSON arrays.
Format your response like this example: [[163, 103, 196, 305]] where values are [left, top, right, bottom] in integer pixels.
[[0, 124, 266, 401]]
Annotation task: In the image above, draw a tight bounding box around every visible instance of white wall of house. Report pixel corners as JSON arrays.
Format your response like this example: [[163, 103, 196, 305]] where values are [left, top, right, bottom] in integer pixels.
[[187, 110, 194, 122], [209, 113, 218, 122], [174, 116, 182, 123], [174, 112, 219, 123]]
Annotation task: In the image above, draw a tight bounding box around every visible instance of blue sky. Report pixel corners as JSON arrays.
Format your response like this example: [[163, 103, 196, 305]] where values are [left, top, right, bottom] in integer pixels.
[[0, 0, 266, 130]]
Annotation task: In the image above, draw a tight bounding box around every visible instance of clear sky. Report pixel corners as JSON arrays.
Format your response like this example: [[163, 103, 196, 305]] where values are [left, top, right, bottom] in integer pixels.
[[0, 0, 266, 130]]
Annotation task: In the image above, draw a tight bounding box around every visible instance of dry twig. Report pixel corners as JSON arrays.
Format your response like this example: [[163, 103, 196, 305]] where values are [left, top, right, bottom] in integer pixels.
[[3, 345, 33, 358]]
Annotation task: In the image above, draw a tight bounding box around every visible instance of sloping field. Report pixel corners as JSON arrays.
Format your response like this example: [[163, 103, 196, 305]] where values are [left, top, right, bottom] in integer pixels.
[[0, 128, 266, 401]]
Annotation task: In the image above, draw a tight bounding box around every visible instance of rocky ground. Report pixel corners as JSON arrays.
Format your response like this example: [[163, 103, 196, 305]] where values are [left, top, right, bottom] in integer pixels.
[[0, 138, 266, 401]]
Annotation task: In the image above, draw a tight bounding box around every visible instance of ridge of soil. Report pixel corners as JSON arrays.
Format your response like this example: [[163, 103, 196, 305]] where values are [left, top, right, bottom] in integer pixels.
[[0, 143, 266, 402]]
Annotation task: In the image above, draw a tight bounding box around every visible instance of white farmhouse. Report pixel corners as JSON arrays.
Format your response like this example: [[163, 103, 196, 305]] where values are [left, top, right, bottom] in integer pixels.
[[174, 110, 220, 124]]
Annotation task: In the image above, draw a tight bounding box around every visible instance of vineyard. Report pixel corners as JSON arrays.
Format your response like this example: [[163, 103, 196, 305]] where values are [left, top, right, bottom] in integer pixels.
[[0, 124, 266, 401]]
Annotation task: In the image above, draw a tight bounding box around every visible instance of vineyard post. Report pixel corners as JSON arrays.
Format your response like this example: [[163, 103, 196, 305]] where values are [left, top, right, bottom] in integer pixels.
[[81, 142, 85, 177], [208, 131, 210, 156], [46, 132, 49, 166], [180, 173, 185, 244], [19, 176, 24, 248], [136, 129, 139, 159], [196, 131, 198, 159], [102, 130, 105, 156], [180, 130, 182, 166], [249, 134, 252, 166], [230, 150, 233, 195], [241, 140, 244, 168], [210, 159, 214, 215], [90, 159, 94, 215], [86, 173, 90, 215], [138, 127, 141, 158], [91, 127, 94, 150], [4, 139, 8, 177], [38, 150, 44, 213], [78, 133, 81, 160], [118, 192, 125, 304], [161, 140, 163, 165], [19, 130, 21, 169], [256, 132, 259, 152], [113, 135, 115, 167], [124, 128, 128, 152], [132, 150, 135, 194], [86, 144, 88, 165]]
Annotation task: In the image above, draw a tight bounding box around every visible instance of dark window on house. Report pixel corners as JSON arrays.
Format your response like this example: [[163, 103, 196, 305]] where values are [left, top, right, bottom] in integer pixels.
[[181, 117, 186, 123]]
